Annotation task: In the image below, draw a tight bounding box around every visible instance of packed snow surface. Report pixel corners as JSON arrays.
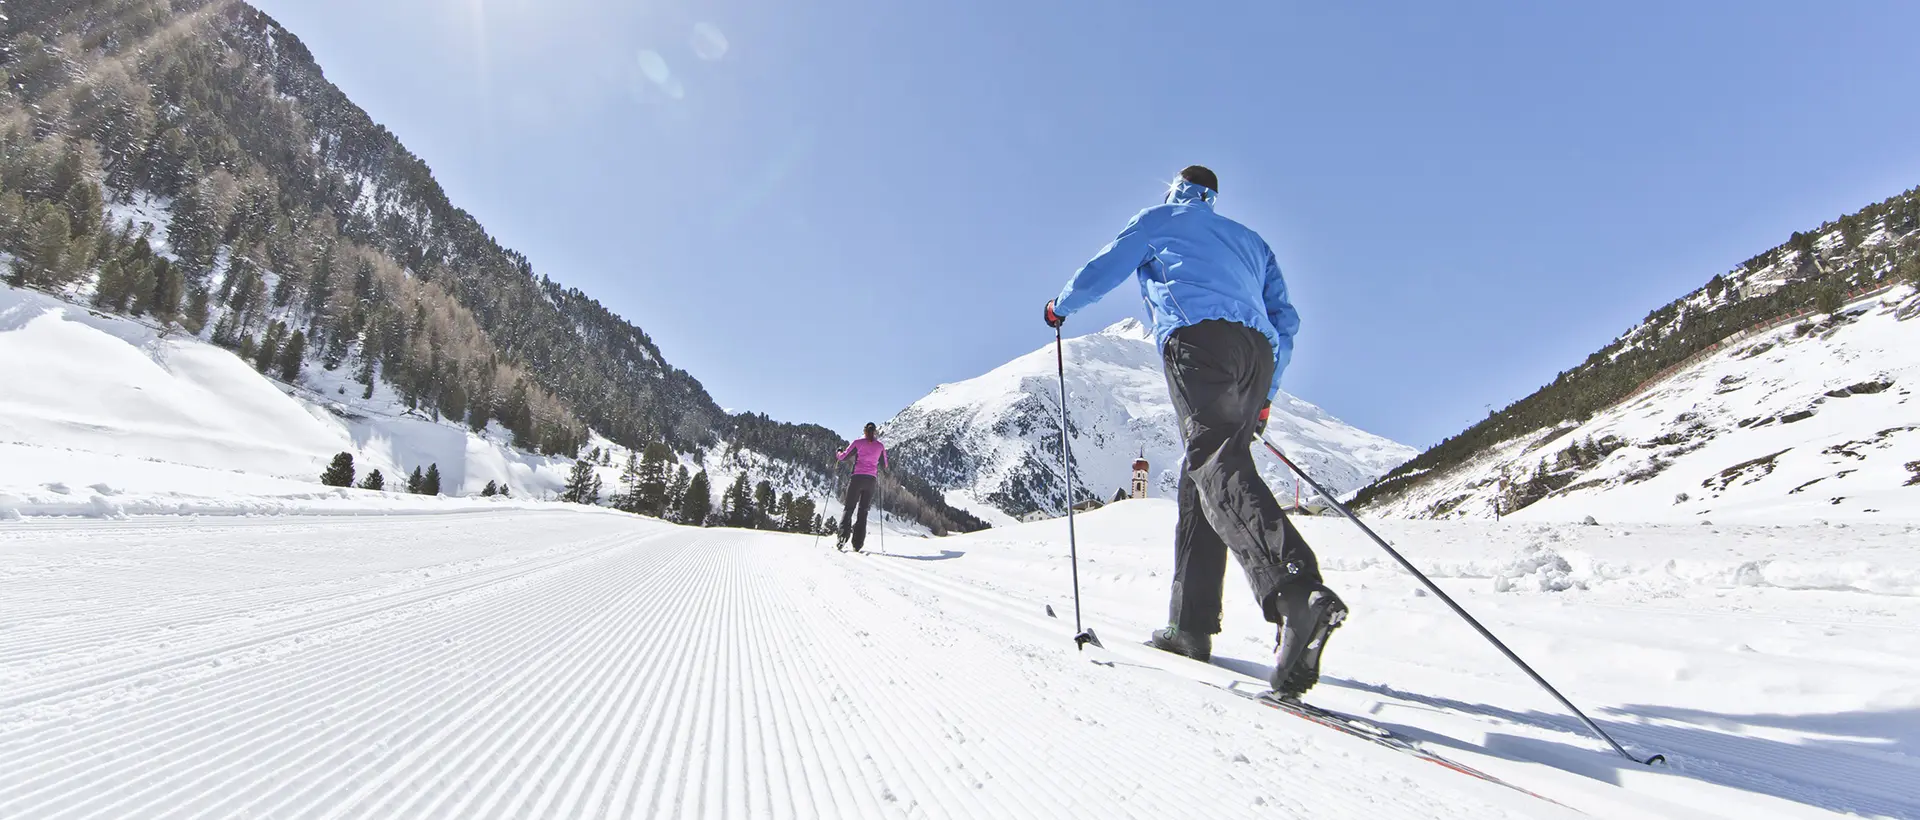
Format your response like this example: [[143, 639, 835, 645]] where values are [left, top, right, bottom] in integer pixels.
[[4, 502, 1915, 818]]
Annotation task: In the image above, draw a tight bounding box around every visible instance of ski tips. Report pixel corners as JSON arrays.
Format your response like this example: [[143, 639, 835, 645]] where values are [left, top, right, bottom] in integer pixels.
[[1643, 753, 1668, 767], [1045, 604, 1057, 618], [1073, 628, 1102, 650]]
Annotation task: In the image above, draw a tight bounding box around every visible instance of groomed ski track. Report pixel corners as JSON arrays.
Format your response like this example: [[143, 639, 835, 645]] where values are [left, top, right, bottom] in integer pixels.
[[3, 507, 1911, 818], [0, 511, 1563, 819]]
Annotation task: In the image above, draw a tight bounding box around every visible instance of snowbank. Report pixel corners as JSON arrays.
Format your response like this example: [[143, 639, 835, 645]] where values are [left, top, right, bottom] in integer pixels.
[[0, 284, 588, 514]]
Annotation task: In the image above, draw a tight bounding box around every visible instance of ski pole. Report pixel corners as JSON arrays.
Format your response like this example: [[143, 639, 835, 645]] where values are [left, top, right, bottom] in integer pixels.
[[1259, 436, 1663, 766], [813, 459, 842, 550], [878, 476, 887, 556], [1054, 327, 1101, 650]]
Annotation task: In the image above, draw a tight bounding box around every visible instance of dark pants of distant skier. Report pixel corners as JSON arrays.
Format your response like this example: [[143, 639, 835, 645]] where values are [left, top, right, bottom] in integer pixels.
[[839, 474, 877, 550], [1164, 320, 1323, 634]]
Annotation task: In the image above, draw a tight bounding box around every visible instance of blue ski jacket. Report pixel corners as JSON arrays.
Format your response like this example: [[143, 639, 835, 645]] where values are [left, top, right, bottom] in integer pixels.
[[1052, 179, 1299, 400]]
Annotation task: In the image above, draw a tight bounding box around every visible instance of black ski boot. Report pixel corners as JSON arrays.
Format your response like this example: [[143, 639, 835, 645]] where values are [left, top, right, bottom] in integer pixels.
[[1269, 583, 1347, 699], [1148, 626, 1212, 662], [835, 527, 850, 552]]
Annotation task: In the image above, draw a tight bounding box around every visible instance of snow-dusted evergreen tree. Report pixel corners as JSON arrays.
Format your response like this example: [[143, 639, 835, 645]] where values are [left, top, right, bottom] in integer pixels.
[[423, 464, 442, 496], [358, 470, 385, 491]]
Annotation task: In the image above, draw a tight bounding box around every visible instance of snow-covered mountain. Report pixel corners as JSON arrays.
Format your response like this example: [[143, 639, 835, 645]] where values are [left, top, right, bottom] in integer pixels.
[[885, 318, 1416, 523], [1364, 284, 1920, 523]]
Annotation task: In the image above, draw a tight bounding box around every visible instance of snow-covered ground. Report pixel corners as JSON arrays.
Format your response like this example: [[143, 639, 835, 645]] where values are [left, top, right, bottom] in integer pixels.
[[4, 502, 1913, 818], [0, 283, 587, 511]]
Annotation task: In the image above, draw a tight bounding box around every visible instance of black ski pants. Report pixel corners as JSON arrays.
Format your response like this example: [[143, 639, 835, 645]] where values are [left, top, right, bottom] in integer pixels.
[[839, 474, 877, 549], [1163, 320, 1322, 634]]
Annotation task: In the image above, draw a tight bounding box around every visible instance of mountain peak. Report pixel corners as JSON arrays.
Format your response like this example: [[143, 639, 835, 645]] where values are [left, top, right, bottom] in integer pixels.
[[1098, 317, 1152, 341]]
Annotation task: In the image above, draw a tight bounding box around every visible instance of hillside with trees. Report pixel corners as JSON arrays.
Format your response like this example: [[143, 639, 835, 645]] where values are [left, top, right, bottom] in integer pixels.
[[1352, 183, 1920, 512], [0, 0, 984, 533]]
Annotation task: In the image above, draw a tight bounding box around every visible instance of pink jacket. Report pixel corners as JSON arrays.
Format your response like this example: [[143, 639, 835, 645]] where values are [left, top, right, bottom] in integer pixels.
[[838, 438, 888, 476]]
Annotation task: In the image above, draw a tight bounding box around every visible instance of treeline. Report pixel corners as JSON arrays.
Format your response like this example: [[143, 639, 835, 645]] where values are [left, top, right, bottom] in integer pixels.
[[556, 444, 840, 534], [318, 452, 447, 495], [0, 0, 987, 532], [1353, 185, 1920, 509]]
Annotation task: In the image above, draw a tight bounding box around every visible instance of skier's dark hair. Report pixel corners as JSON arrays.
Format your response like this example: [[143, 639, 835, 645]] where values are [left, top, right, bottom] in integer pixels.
[[864, 421, 878, 438], [1179, 165, 1218, 193]]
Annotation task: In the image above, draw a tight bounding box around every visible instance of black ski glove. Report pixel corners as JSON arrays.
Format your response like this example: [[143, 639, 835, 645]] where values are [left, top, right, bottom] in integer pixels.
[[1044, 300, 1066, 329], [1254, 400, 1272, 437]]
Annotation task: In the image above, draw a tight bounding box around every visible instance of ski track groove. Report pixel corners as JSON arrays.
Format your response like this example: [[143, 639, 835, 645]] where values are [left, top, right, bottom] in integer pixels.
[[0, 515, 1573, 819], [406, 537, 715, 819], [0, 532, 639, 813], [13, 532, 655, 818], [0, 537, 622, 712]]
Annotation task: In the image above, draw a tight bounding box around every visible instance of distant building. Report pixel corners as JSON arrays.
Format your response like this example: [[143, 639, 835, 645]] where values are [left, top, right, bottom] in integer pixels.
[[1131, 458, 1149, 500]]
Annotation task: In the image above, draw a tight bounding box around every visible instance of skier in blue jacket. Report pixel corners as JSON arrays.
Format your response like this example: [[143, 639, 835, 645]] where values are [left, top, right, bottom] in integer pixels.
[[1045, 165, 1346, 699]]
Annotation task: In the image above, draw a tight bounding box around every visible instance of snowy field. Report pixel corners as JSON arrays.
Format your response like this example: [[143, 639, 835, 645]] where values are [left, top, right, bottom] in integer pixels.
[[4, 502, 1915, 818]]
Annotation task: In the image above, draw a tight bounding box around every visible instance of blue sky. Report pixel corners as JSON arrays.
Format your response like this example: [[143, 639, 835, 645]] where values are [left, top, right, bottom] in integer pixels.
[[252, 0, 1920, 449]]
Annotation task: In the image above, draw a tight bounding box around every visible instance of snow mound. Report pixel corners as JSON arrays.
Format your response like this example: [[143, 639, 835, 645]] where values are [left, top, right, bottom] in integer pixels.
[[1492, 544, 1580, 593]]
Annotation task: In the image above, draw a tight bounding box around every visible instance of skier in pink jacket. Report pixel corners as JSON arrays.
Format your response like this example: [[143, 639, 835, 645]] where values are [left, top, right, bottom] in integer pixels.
[[834, 422, 889, 552]]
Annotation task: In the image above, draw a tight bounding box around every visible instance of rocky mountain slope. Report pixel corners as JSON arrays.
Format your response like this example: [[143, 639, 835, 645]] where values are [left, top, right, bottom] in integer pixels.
[[1355, 184, 1920, 521], [886, 319, 1416, 523]]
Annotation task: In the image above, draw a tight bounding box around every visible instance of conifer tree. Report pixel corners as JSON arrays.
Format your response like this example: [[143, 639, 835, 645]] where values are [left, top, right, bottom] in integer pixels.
[[666, 465, 690, 516], [561, 458, 597, 504], [783, 495, 815, 533], [1817, 285, 1844, 315], [680, 470, 712, 525], [319, 452, 355, 487], [638, 442, 672, 515], [481, 480, 499, 497], [424, 463, 442, 496], [722, 473, 754, 527], [254, 321, 285, 373], [359, 469, 385, 491], [754, 480, 778, 529], [616, 451, 642, 512], [406, 465, 425, 494], [278, 330, 307, 382]]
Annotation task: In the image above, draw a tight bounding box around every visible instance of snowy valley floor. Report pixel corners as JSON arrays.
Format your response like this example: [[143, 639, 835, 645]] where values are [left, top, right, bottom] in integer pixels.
[[2, 502, 1917, 818]]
